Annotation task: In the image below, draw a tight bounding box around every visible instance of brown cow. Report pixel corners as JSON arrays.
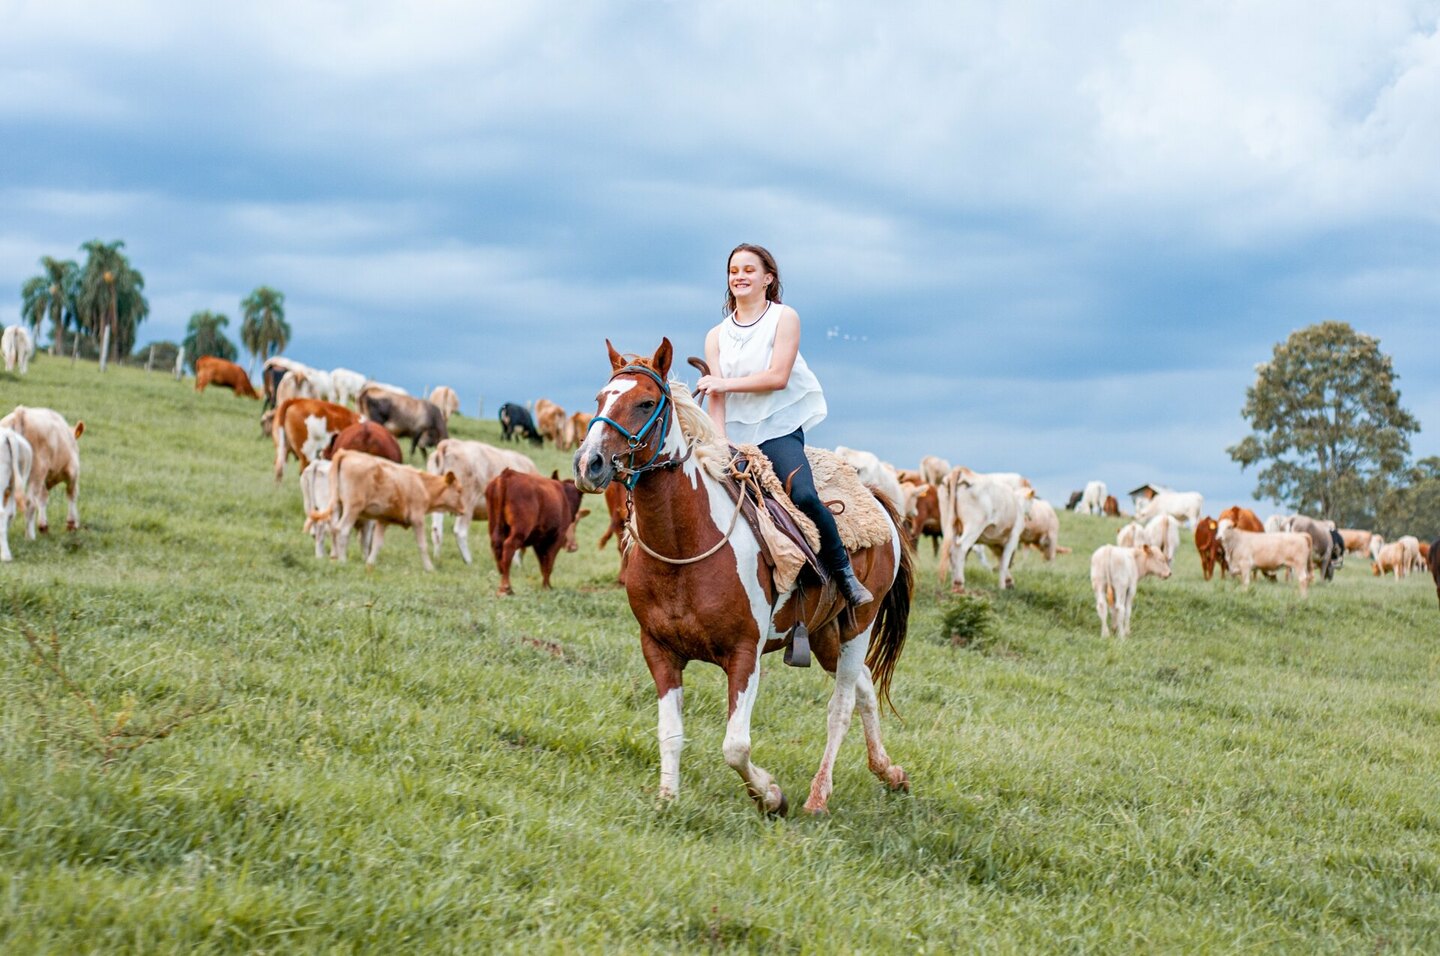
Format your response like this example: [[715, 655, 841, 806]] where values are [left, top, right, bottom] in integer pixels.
[[905, 482, 943, 556], [1430, 536, 1439, 608], [309, 449, 465, 570], [1102, 495, 1121, 517], [272, 398, 360, 482], [1339, 528, 1379, 556], [534, 398, 571, 449], [323, 421, 402, 463], [358, 386, 448, 457], [195, 356, 259, 399], [596, 481, 629, 581], [1218, 505, 1263, 532], [1194, 516, 1228, 581], [486, 468, 590, 595]]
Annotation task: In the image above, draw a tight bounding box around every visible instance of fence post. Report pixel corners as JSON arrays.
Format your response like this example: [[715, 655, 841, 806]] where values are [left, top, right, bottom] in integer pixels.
[[146, 344, 155, 372], [174, 346, 185, 381], [99, 327, 111, 372]]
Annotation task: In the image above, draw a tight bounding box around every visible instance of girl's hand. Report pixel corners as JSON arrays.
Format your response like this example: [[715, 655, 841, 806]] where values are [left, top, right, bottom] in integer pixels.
[[696, 374, 727, 395]]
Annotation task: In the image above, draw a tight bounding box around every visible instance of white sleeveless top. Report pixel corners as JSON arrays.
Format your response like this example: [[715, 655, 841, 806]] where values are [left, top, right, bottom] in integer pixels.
[[713, 302, 827, 445]]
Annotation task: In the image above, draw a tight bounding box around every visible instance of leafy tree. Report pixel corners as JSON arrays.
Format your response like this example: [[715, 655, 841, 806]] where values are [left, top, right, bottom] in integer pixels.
[[181, 311, 238, 372], [76, 240, 149, 362], [1374, 457, 1440, 540], [20, 255, 79, 356], [239, 286, 289, 374], [1228, 321, 1419, 523]]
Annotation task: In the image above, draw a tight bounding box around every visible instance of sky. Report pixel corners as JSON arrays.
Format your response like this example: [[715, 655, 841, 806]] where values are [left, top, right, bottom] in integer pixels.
[[3, 0, 1439, 512]]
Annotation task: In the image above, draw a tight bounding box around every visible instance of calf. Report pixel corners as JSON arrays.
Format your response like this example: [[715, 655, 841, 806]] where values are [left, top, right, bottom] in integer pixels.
[[0, 406, 83, 537], [309, 449, 465, 570], [1, 427, 34, 561], [272, 398, 359, 482], [425, 438, 539, 563], [3, 326, 34, 374], [1216, 519, 1312, 596], [938, 466, 1031, 592], [498, 402, 543, 445], [195, 356, 259, 399], [1118, 513, 1178, 563], [360, 387, 449, 457], [1019, 498, 1062, 561], [1373, 540, 1412, 579], [323, 421, 403, 464], [1102, 495, 1122, 517], [1080, 480, 1107, 516], [1090, 543, 1172, 638], [429, 386, 460, 422], [1194, 516, 1228, 581], [487, 469, 590, 595]]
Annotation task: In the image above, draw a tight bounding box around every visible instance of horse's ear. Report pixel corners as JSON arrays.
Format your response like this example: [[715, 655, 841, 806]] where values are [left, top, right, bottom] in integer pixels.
[[551, 469, 560, 480], [606, 339, 625, 371], [652, 338, 673, 379]]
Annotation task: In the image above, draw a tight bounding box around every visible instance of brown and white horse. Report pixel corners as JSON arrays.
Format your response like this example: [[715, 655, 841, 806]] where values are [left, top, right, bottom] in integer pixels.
[[574, 338, 914, 815]]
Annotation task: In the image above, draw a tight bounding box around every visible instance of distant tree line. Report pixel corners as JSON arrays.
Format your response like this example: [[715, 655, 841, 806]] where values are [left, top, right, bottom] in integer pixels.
[[18, 241, 289, 373], [1230, 320, 1435, 537]]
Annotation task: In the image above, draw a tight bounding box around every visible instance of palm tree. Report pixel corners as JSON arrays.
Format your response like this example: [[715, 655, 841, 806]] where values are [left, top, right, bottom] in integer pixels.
[[76, 240, 149, 364], [20, 256, 79, 356], [181, 311, 238, 372], [239, 286, 290, 374]]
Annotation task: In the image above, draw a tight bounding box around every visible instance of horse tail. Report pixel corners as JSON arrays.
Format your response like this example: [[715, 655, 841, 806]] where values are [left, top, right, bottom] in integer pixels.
[[866, 493, 915, 716]]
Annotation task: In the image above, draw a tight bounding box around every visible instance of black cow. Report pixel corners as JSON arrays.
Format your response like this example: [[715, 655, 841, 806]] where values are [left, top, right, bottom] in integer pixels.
[[262, 364, 289, 411], [1325, 529, 1345, 581], [1064, 490, 1083, 511], [499, 402, 543, 446]]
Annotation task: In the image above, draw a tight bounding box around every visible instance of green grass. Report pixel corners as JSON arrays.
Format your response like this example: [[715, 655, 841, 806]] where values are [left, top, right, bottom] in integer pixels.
[[3, 354, 1439, 953]]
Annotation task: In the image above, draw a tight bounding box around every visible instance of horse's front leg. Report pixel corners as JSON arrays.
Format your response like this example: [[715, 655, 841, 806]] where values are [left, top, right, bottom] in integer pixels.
[[805, 634, 866, 814], [642, 639, 685, 801], [723, 649, 787, 816]]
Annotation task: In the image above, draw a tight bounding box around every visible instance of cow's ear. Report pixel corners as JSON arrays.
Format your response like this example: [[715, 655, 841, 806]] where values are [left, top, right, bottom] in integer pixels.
[[444, 471, 458, 486], [578, 508, 591, 519], [652, 338, 673, 379], [606, 339, 626, 371], [551, 469, 560, 480]]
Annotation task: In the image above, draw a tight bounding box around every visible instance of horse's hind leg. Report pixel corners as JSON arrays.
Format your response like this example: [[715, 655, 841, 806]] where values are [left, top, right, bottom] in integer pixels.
[[723, 651, 786, 816], [854, 666, 909, 793], [804, 635, 866, 814]]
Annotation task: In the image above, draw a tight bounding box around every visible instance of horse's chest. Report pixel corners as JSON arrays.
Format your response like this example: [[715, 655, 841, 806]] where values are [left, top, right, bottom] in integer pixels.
[[625, 557, 774, 649]]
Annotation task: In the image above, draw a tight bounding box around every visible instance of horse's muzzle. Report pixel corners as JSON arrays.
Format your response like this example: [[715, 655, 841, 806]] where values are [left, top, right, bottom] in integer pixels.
[[574, 447, 612, 493]]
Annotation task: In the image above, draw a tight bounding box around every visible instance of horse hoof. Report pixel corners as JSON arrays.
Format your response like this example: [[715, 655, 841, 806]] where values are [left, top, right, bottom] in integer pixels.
[[886, 766, 911, 792]]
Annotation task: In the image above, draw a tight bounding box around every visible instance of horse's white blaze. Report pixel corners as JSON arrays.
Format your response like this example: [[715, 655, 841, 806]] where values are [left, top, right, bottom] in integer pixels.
[[658, 686, 684, 798], [595, 379, 636, 421], [576, 379, 636, 471]]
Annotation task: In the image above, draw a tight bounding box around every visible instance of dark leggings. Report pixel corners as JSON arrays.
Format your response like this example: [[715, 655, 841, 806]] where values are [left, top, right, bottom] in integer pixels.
[[757, 428, 851, 573]]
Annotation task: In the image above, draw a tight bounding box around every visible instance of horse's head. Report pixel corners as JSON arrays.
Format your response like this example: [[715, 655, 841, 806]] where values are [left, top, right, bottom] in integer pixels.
[[574, 338, 675, 492]]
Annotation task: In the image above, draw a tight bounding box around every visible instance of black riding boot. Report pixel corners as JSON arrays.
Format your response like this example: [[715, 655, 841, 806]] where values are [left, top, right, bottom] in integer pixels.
[[831, 554, 873, 607]]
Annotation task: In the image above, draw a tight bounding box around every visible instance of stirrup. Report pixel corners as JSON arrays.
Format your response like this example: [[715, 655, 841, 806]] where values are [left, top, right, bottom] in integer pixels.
[[784, 622, 811, 668]]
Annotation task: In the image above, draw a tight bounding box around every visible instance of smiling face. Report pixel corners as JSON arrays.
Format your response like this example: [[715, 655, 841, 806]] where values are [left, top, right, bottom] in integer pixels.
[[728, 250, 772, 301]]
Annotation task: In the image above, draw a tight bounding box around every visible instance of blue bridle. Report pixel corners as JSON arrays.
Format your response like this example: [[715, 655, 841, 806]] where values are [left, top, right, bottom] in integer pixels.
[[588, 364, 679, 490]]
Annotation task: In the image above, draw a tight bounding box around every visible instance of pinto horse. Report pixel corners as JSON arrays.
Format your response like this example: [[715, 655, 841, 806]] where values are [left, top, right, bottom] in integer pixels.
[[574, 338, 915, 815]]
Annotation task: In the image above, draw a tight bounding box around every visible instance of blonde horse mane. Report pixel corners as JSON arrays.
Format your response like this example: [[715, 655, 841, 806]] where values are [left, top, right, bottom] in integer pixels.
[[665, 380, 729, 465]]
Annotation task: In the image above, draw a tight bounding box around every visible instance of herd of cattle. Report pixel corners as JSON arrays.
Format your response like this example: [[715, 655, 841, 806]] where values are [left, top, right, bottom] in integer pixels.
[[4, 343, 1440, 631]]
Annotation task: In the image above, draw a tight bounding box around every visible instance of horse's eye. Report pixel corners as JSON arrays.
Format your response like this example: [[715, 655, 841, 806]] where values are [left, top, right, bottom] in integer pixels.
[[637, 400, 656, 411]]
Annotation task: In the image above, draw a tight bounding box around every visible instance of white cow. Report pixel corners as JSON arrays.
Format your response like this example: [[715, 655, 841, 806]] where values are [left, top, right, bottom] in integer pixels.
[[1115, 514, 1178, 562], [834, 445, 905, 513], [919, 455, 952, 487], [1019, 498, 1061, 561], [1079, 480, 1107, 516], [429, 386, 461, 422], [3, 326, 34, 374], [1137, 490, 1204, 527], [1263, 514, 1293, 534], [0, 406, 82, 538], [330, 368, 367, 407], [427, 438, 539, 564], [938, 466, 1032, 592], [1216, 519, 1312, 596], [1090, 544, 1172, 638], [1, 427, 34, 561]]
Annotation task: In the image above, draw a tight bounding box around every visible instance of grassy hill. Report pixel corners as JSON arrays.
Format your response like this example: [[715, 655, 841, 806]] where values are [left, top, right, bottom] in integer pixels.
[[2, 354, 1438, 953]]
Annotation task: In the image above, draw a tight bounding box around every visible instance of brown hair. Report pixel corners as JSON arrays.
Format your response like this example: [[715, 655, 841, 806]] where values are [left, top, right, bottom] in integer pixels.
[[724, 243, 783, 316]]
